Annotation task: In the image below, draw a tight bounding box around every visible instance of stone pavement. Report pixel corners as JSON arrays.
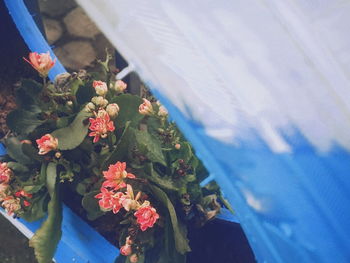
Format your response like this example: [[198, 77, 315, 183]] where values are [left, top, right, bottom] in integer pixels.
[[39, 0, 115, 71]]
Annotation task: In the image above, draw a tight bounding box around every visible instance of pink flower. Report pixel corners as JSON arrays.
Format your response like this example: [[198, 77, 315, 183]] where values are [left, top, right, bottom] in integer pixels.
[[2, 196, 21, 215], [0, 162, 12, 184], [93, 80, 108, 96], [102, 162, 135, 190], [138, 99, 153, 115], [114, 80, 127, 93], [0, 183, 9, 202], [134, 203, 159, 231], [95, 188, 125, 214], [88, 113, 115, 143], [36, 134, 58, 155], [23, 52, 56, 77], [23, 200, 31, 207], [120, 244, 132, 256]]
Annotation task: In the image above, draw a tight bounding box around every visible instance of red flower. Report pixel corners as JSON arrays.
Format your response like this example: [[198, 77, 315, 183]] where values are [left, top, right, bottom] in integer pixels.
[[23, 200, 31, 207], [15, 190, 33, 198], [36, 134, 58, 155], [23, 52, 56, 77], [134, 203, 159, 231], [102, 162, 135, 190], [88, 113, 115, 143], [0, 162, 12, 184], [95, 188, 125, 214]]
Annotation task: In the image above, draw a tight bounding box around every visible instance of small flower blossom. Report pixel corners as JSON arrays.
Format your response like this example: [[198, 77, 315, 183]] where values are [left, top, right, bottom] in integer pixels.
[[23, 52, 56, 77], [93, 80, 108, 96], [36, 134, 58, 155], [134, 203, 159, 231], [158, 105, 168, 117], [120, 244, 132, 256], [2, 196, 21, 215], [88, 113, 115, 143], [113, 80, 127, 93], [0, 183, 9, 202], [121, 184, 141, 211], [175, 143, 181, 150], [0, 162, 12, 184], [85, 102, 96, 113], [139, 99, 153, 116], [129, 254, 139, 263], [106, 103, 120, 119], [91, 96, 108, 108], [23, 200, 31, 207], [102, 162, 135, 190], [95, 188, 125, 214]]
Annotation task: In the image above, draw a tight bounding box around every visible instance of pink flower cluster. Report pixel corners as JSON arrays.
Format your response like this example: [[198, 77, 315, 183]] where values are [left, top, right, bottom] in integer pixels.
[[0, 162, 32, 215], [88, 111, 115, 143], [95, 162, 159, 236]]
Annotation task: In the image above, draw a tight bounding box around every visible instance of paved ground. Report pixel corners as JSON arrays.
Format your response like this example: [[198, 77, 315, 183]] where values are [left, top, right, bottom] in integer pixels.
[[38, 0, 115, 71]]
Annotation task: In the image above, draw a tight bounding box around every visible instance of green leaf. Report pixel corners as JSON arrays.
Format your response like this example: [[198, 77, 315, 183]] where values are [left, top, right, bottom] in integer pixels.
[[134, 129, 166, 166], [148, 184, 191, 254], [6, 109, 45, 135], [111, 94, 143, 128], [21, 194, 48, 222], [52, 110, 91, 150], [29, 162, 62, 263], [76, 82, 94, 105], [7, 162, 29, 173], [22, 142, 44, 162], [4, 137, 32, 164], [82, 190, 104, 220], [143, 164, 179, 191], [15, 79, 42, 109], [102, 122, 132, 169], [46, 163, 57, 197]]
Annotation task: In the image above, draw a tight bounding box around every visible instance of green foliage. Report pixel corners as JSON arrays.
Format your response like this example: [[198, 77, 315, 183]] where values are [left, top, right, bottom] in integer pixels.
[[29, 162, 62, 263], [82, 190, 105, 220], [149, 184, 191, 254], [133, 128, 166, 166], [6, 109, 45, 135], [4, 137, 32, 164], [52, 110, 91, 150], [111, 94, 143, 128]]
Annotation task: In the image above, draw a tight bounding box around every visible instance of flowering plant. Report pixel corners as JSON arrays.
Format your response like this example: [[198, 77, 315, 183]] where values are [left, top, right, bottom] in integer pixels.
[[0, 52, 232, 263]]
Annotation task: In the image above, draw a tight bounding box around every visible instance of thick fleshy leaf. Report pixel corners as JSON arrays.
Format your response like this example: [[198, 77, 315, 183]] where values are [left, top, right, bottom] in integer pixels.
[[6, 109, 44, 135], [110, 94, 143, 128], [102, 121, 132, 169], [52, 110, 91, 150], [133, 129, 166, 166], [29, 162, 62, 263], [149, 184, 191, 254], [82, 190, 104, 220], [21, 193, 48, 222], [4, 137, 32, 164]]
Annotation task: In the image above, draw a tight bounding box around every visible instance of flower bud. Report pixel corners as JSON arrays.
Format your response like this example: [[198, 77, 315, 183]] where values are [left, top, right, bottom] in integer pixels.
[[93, 80, 108, 96], [66, 101, 73, 106], [129, 254, 139, 263], [85, 102, 96, 112], [36, 134, 58, 155], [55, 152, 62, 159], [106, 103, 120, 118], [175, 144, 181, 150], [113, 80, 127, 93], [139, 99, 153, 116], [120, 245, 132, 256], [92, 96, 108, 108], [158, 105, 168, 117], [23, 52, 56, 77]]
